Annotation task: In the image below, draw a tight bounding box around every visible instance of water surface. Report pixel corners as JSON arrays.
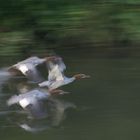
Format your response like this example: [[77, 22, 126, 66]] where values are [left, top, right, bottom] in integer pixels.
[[0, 47, 140, 140]]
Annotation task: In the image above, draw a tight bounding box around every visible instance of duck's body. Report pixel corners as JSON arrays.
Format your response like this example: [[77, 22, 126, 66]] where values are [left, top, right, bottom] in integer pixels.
[[39, 76, 75, 90], [39, 57, 71, 89], [39, 56, 90, 90]]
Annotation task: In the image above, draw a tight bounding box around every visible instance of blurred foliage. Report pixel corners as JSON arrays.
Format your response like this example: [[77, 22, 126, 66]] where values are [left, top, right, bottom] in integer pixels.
[[0, 0, 140, 55]]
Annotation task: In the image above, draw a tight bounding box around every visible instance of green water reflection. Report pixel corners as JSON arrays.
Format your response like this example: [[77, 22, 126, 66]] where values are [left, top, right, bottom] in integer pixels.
[[0, 47, 140, 140]]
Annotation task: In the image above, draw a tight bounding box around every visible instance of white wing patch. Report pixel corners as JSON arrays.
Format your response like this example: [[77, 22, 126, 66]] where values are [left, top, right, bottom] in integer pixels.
[[19, 98, 30, 108], [18, 64, 29, 75]]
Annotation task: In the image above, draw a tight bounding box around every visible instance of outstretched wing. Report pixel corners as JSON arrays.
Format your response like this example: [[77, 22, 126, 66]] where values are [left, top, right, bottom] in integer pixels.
[[9, 57, 45, 82], [14, 56, 45, 67], [46, 56, 66, 82]]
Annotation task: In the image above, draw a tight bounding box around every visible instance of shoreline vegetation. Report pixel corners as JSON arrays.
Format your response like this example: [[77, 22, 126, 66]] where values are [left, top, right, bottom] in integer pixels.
[[0, 0, 140, 56]]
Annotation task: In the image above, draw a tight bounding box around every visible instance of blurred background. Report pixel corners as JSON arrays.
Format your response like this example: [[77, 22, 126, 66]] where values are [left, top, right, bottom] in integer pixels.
[[0, 0, 140, 56]]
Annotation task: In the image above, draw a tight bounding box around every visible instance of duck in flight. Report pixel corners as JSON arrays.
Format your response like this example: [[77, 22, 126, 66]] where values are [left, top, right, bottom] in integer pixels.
[[8, 55, 90, 89], [39, 56, 90, 90]]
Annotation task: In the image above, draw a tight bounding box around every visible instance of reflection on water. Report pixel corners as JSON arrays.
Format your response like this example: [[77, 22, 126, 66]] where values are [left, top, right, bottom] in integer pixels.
[[7, 97, 76, 133], [0, 64, 76, 133]]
